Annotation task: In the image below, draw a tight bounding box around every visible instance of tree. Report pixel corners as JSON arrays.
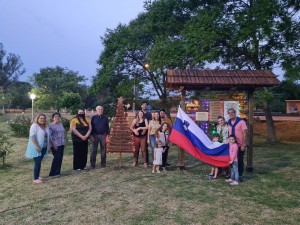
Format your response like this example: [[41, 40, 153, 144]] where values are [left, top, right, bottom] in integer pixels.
[[0, 43, 25, 89], [6, 81, 32, 109], [182, 0, 300, 142], [93, 0, 300, 141], [58, 92, 81, 115], [30, 66, 87, 110]]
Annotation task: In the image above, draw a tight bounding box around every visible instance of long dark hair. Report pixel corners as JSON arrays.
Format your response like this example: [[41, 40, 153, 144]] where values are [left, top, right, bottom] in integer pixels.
[[153, 111, 162, 124], [75, 109, 88, 126]]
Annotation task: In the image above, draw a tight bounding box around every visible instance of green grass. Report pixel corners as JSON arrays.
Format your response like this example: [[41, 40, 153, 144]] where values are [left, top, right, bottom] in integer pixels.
[[0, 115, 299, 225]]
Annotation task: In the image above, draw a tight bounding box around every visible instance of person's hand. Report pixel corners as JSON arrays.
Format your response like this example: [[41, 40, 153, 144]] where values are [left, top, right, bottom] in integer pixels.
[[147, 139, 150, 144], [106, 135, 109, 143], [241, 145, 246, 151], [89, 136, 95, 142], [133, 130, 139, 136], [228, 160, 232, 165], [52, 143, 58, 151], [35, 146, 41, 152], [81, 135, 87, 141]]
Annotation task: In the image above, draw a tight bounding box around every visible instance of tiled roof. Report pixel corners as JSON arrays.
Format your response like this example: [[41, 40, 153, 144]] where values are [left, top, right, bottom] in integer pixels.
[[166, 69, 281, 90]]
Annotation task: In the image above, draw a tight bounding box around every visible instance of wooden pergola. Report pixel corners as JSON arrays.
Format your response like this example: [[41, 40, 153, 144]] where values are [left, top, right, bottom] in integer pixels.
[[166, 69, 281, 171]]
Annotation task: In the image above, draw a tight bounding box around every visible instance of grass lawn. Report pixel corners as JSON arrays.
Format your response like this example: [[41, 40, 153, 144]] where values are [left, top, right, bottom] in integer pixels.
[[0, 115, 299, 225]]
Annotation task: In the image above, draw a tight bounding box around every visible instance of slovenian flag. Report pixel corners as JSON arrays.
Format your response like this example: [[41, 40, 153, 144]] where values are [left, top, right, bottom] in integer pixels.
[[170, 107, 230, 167]]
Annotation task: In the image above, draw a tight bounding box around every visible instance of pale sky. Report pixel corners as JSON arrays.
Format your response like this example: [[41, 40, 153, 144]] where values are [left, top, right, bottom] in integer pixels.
[[0, 0, 145, 84]]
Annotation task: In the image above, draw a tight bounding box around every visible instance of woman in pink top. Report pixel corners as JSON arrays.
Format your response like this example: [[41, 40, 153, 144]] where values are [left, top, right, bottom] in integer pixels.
[[225, 135, 239, 185]]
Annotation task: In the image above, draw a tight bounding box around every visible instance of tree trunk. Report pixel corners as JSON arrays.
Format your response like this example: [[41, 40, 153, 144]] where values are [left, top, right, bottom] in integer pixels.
[[262, 100, 277, 142]]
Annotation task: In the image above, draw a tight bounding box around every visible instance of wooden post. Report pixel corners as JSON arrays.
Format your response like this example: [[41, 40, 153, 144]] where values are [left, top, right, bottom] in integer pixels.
[[179, 88, 186, 170], [119, 152, 123, 169], [246, 89, 254, 172]]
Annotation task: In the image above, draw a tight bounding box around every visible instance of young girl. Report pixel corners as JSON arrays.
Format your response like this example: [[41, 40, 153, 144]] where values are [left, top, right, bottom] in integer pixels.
[[225, 135, 239, 185], [208, 133, 220, 179], [155, 122, 171, 171], [152, 140, 163, 173]]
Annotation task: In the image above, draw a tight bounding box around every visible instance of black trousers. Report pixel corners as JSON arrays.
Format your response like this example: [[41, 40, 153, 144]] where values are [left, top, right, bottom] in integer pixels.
[[73, 141, 88, 170], [49, 145, 64, 176], [238, 148, 244, 177], [162, 146, 169, 167]]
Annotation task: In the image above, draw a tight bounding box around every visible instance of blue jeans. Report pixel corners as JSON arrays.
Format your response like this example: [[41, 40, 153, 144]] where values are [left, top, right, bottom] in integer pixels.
[[49, 145, 64, 176], [33, 147, 47, 180], [149, 135, 156, 162], [231, 162, 239, 182]]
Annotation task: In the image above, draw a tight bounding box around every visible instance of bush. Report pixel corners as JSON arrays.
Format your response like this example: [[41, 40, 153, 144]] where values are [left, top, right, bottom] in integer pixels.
[[8, 114, 32, 137], [61, 116, 70, 132], [0, 132, 14, 166]]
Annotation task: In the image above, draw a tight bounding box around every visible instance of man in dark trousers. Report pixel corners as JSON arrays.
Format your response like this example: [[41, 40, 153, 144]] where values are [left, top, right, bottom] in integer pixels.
[[90, 106, 110, 168]]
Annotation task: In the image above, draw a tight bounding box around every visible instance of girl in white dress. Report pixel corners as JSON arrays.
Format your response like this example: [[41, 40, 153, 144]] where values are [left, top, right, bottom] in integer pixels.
[[152, 140, 163, 173]]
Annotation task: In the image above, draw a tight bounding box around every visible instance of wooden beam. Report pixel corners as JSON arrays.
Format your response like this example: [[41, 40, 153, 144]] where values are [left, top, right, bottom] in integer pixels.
[[179, 89, 186, 170], [246, 89, 254, 172]]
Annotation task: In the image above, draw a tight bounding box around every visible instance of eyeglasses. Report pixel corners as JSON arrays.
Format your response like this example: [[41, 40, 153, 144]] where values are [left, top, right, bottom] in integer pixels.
[[228, 112, 235, 114]]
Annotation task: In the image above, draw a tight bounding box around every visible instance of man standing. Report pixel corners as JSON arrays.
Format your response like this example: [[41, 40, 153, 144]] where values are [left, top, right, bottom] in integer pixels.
[[90, 106, 110, 168], [227, 108, 247, 182], [159, 109, 173, 129]]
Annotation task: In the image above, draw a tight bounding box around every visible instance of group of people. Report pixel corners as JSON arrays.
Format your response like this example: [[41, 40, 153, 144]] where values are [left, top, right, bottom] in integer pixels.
[[25, 106, 110, 184], [208, 108, 247, 185], [24, 102, 247, 185], [130, 102, 173, 173]]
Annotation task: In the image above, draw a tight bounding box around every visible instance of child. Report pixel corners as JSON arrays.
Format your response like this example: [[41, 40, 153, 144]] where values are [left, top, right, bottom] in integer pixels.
[[152, 140, 164, 173], [225, 135, 239, 185], [208, 133, 220, 179], [156, 122, 170, 171]]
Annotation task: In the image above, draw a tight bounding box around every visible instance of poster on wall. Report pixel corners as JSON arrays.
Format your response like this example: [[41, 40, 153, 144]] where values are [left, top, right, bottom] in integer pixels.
[[196, 112, 209, 121], [209, 101, 221, 121], [224, 101, 240, 121]]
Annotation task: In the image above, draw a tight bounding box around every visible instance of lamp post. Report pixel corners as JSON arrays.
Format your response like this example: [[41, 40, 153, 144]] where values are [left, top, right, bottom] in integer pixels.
[[30, 93, 36, 122]]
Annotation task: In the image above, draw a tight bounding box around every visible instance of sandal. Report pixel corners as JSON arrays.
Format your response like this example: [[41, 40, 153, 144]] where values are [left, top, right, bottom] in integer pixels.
[[33, 179, 44, 184], [39, 177, 45, 181]]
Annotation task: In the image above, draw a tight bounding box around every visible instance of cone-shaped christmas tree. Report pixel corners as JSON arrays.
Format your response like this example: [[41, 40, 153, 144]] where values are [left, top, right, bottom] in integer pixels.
[[107, 97, 134, 153]]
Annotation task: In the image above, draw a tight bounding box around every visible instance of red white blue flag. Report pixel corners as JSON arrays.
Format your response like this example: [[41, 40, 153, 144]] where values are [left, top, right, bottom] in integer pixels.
[[170, 107, 230, 167]]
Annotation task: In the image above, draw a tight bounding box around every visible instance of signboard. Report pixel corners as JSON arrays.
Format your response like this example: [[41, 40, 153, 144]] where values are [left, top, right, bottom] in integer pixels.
[[196, 112, 208, 121], [209, 101, 221, 121]]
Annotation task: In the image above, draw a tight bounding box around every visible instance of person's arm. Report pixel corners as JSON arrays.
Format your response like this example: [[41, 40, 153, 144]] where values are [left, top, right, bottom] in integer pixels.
[[70, 119, 85, 140], [130, 119, 139, 136], [49, 125, 57, 150], [241, 121, 248, 151], [30, 124, 41, 152], [147, 121, 151, 144]]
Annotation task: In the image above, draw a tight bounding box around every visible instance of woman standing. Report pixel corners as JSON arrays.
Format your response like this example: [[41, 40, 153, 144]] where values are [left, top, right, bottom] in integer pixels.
[[49, 112, 65, 177], [156, 122, 171, 171], [148, 111, 161, 162], [25, 114, 50, 184], [130, 111, 149, 167], [70, 109, 92, 171], [217, 116, 230, 177]]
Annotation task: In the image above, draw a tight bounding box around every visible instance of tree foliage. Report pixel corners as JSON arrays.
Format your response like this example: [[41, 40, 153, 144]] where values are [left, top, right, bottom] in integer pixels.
[[58, 92, 82, 115], [93, 0, 300, 140], [31, 66, 87, 110], [0, 43, 25, 89]]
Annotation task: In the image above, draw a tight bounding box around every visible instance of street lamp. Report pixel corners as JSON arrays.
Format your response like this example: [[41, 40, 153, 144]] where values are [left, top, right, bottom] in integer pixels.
[[30, 93, 36, 122]]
